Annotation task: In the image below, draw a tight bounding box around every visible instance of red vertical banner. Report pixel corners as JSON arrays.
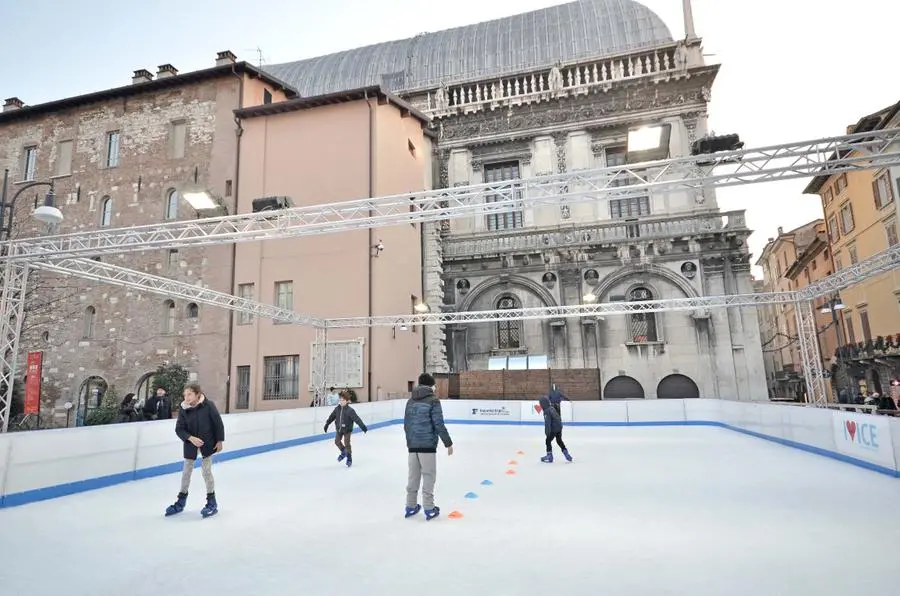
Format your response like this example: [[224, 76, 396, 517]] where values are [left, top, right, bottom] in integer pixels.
[[24, 351, 43, 415]]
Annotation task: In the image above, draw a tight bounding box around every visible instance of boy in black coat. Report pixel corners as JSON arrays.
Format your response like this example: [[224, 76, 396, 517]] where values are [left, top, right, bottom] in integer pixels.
[[539, 394, 572, 463], [324, 393, 368, 467], [165, 383, 225, 518]]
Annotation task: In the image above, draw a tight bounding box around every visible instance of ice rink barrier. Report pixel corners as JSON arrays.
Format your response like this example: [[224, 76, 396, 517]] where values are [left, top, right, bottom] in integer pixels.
[[1, 398, 897, 508]]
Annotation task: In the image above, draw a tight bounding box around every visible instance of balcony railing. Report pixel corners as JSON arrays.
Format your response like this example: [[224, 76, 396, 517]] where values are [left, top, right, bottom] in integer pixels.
[[442, 210, 747, 259], [420, 41, 690, 117]]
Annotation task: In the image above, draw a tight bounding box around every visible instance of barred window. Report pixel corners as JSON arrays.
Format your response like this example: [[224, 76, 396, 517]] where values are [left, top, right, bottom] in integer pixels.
[[610, 196, 650, 219], [628, 287, 658, 343], [236, 366, 251, 409], [484, 161, 523, 231], [263, 355, 299, 400], [496, 296, 522, 349]]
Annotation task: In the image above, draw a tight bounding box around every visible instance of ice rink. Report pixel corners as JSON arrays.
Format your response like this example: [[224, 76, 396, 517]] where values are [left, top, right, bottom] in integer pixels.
[[2, 423, 899, 595]]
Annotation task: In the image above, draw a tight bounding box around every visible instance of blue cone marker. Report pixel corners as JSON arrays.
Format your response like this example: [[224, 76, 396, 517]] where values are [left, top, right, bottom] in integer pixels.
[[464, 492, 479, 499], [480, 480, 493, 486]]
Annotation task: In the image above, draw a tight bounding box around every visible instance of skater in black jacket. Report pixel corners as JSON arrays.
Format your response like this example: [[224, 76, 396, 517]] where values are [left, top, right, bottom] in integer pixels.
[[165, 383, 225, 518], [539, 394, 572, 463], [324, 393, 368, 467]]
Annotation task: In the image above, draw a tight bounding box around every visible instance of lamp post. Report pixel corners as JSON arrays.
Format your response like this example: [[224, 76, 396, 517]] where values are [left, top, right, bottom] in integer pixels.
[[819, 294, 848, 401], [1, 169, 65, 238]]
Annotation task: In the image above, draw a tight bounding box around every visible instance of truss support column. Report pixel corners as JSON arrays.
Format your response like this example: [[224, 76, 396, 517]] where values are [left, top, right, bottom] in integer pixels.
[[795, 299, 827, 407], [311, 325, 328, 407], [0, 261, 30, 433]]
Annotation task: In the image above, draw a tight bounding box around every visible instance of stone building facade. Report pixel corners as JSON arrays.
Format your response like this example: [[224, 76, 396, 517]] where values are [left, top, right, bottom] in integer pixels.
[[0, 53, 294, 421], [267, 0, 768, 400]]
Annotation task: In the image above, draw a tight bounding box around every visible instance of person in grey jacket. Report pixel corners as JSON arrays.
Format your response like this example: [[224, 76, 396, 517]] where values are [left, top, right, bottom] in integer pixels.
[[540, 394, 572, 464], [404, 373, 453, 521]]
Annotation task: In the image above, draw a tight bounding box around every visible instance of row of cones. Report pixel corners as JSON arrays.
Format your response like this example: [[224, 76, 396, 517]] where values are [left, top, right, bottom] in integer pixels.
[[448, 450, 527, 520]]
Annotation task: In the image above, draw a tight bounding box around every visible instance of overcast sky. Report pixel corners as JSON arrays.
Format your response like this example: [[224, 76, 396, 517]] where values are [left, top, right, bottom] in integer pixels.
[[2, 0, 897, 277]]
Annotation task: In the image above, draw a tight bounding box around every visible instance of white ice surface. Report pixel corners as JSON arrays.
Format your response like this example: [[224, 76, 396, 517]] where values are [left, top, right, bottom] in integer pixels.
[[1, 425, 899, 596]]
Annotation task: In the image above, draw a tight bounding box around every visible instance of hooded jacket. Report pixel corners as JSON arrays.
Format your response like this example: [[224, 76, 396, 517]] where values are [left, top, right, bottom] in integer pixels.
[[404, 385, 453, 453], [539, 395, 563, 436], [548, 389, 567, 414], [175, 396, 225, 460], [325, 404, 368, 434]]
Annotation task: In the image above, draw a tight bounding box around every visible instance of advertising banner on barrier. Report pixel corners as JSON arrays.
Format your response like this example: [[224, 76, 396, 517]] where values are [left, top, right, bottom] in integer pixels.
[[831, 411, 897, 469], [520, 400, 573, 423], [24, 351, 43, 415], [467, 404, 515, 419]]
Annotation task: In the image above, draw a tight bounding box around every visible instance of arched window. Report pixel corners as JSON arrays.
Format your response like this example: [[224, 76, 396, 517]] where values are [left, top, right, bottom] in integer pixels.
[[186, 302, 199, 320], [628, 287, 658, 343], [165, 189, 179, 220], [162, 300, 176, 333], [100, 197, 112, 227], [496, 296, 522, 349], [83, 306, 95, 339]]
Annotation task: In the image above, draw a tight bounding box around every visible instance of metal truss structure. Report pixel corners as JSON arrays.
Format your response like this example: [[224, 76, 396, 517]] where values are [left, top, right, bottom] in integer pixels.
[[1, 128, 898, 263], [3, 128, 900, 430]]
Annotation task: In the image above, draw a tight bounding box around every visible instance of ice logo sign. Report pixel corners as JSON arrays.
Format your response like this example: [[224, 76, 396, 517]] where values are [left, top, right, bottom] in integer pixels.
[[843, 419, 879, 450]]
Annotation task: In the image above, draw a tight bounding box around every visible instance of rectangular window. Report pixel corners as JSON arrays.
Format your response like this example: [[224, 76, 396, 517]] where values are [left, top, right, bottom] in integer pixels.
[[106, 131, 120, 167], [170, 121, 187, 159], [835, 174, 848, 195], [55, 140, 73, 176], [236, 366, 251, 409], [263, 89, 273, 105], [225, 180, 233, 197], [823, 188, 833, 204], [167, 248, 178, 272], [263, 355, 299, 400], [23, 146, 37, 181], [873, 173, 894, 210], [886, 218, 899, 247], [839, 203, 854, 235], [610, 196, 651, 218], [483, 161, 523, 231], [827, 215, 840, 243], [845, 314, 856, 345], [237, 283, 254, 325], [274, 281, 293, 323], [860, 310, 872, 341], [848, 244, 858, 265], [833, 253, 843, 271]]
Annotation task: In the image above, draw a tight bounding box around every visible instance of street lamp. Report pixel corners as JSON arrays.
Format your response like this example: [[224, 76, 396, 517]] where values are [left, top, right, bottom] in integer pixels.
[[819, 294, 849, 400], [181, 184, 220, 212], [1, 169, 64, 238]]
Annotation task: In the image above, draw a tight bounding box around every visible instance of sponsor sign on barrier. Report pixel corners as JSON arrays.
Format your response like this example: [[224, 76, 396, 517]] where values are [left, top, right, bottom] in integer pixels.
[[469, 405, 513, 418], [520, 400, 573, 422], [831, 411, 897, 469]]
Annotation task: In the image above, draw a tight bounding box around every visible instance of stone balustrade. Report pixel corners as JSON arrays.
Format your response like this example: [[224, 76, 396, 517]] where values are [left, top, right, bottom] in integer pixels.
[[421, 42, 688, 117], [442, 210, 747, 259]]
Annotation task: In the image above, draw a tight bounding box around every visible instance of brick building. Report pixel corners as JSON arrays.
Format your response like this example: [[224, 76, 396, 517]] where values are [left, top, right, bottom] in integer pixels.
[[0, 52, 294, 422]]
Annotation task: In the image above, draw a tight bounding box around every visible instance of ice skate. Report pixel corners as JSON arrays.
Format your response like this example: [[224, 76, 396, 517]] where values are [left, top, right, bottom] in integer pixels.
[[337, 449, 346, 462], [405, 504, 421, 518], [540, 452, 553, 463], [424, 506, 441, 521], [562, 449, 573, 462], [200, 492, 218, 518], [345, 454, 353, 468], [165, 492, 187, 516]]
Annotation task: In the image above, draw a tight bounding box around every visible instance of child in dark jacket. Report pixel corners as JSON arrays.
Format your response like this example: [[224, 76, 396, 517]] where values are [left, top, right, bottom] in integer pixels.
[[540, 394, 572, 463], [165, 383, 225, 518], [404, 373, 453, 521], [324, 393, 368, 467]]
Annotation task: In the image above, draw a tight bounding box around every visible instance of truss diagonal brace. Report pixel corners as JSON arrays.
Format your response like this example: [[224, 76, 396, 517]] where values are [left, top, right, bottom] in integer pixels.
[[31, 258, 325, 327], [3, 128, 900, 262], [0, 261, 30, 433]]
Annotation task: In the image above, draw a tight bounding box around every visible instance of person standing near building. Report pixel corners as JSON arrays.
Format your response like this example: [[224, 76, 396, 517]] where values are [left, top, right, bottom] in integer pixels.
[[144, 387, 172, 421], [165, 383, 225, 519], [324, 392, 368, 467], [404, 373, 453, 521]]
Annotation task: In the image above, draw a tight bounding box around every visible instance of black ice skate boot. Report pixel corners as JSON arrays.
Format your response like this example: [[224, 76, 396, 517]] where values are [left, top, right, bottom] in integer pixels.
[[165, 492, 187, 516]]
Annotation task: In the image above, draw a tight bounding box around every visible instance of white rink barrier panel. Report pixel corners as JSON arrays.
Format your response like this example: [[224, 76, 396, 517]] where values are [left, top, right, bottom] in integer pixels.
[[1, 399, 897, 509]]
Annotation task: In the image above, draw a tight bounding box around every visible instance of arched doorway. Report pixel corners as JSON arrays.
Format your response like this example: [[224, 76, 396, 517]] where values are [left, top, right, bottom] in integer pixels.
[[657, 374, 700, 399], [76, 376, 108, 425], [135, 372, 157, 404], [603, 375, 644, 400]]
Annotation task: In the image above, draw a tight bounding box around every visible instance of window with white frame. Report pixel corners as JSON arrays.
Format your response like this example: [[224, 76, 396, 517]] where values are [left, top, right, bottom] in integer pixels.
[[100, 197, 113, 227], [106, 131, 120, 167], [483, 161, 523, 230], [263, 355, 299, 400], [237, 283, 254, 324], [274, 281, 293, 322], [165, 189, 179, 220], [839, 202, 854, 235], [23, 146, 37, 181], [628, 287, 658, 343], [610, 196, 651, 219]]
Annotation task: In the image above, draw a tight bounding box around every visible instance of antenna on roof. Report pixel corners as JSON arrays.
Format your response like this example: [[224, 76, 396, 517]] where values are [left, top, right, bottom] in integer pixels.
[[243, 47, 267, 67]]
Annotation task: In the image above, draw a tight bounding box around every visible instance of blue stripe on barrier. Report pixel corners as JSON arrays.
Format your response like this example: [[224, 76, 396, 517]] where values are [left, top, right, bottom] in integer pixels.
[[1, 417, 895, 509]]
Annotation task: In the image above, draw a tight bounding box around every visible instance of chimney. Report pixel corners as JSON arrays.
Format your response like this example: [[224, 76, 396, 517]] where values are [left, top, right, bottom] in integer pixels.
[[777, 226, 784, 235], [156, 64, 178, 79], [3, 97, 24, 112], [216, 50, 237, 66], [132, 69, 153, 84]]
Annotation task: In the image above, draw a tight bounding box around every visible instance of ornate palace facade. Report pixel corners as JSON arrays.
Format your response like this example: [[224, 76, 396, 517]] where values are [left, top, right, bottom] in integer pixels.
[[269, 0, 767, 400]]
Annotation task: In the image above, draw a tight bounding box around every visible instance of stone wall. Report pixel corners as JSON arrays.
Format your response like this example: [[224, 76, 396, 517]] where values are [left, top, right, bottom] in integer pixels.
[[0, 77, 241, 415]]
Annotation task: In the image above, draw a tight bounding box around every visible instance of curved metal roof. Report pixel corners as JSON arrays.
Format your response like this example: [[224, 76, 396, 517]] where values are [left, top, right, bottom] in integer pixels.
[[265, 0, 672, 97]]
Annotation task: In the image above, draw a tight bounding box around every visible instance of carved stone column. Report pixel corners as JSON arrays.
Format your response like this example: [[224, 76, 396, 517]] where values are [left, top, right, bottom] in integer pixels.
[[552, 132, 571, 220]]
